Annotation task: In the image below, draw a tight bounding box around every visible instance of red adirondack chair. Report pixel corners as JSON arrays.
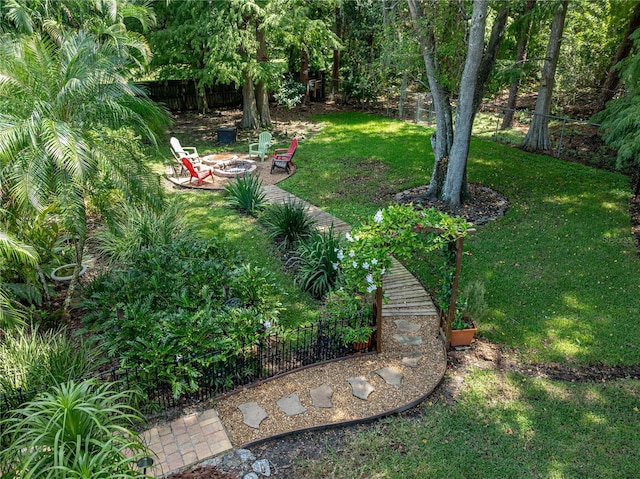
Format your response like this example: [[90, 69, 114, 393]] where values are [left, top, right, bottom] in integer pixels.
[[181, 157, 214, 186], [270, 138, 298, 174]]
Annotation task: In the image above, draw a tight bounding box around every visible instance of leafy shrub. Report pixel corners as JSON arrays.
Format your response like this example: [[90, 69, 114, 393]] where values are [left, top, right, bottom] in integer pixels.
[[293, 226, 343, 299], [0, 380, 149, 478], [92, 200, 188, 265], [260, 199, 317, 249], [0, 326, 98, 396], [273, 76, 306, 109], [81, 235, 282, 399], [224, 174, 267, 216]]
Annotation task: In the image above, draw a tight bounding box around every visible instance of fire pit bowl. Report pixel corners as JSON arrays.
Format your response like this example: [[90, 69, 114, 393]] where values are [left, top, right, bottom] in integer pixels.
[[211, 158, 257, 178]]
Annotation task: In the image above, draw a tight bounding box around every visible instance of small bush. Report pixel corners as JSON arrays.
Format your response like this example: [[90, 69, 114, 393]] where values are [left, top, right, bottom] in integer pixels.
[[293, 226, 343, 299], [261, 199, 317, 249], [224, 174, 267, 216]]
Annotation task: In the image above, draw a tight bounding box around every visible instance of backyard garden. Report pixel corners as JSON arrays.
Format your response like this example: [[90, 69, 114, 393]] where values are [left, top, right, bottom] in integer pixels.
[[160, 108, 640, 478]]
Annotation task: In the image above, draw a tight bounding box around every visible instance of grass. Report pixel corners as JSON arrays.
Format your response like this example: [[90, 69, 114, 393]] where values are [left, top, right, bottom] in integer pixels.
[[297, 369, 640, 479], [281, 111, 640, 366]]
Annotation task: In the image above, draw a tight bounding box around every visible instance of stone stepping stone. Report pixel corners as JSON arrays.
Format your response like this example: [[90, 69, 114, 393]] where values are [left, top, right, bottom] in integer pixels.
[[276, 393, 307, 416], [238, 402, 268, 429], [393, 334, 423, 346], [347, 376, 375, 400], [310, 383, 334, 408], [402, 351, 422, 367], [394, 319, 421, 333], [252, 458, 271, 476], [375, 366, 404, 386]]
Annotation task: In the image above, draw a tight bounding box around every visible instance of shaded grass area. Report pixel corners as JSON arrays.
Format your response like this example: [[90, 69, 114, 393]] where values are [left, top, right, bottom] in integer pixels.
[[281, 111, 640, 366], [296, 369, 640, 479], [165, 188, 319, 330]]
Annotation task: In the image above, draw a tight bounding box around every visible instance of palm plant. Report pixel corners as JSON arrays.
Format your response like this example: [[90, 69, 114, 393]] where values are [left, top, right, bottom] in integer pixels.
[[0, 230, 38, 329], [292, 226, 343, 299], [224, 174, 267, 216], [260, 199, 317, 249], [0, 379, 150, 478], [0, 32, 170, 318]]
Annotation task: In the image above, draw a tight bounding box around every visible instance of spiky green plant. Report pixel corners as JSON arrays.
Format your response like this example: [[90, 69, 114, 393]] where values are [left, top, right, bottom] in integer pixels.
[[224, 174, 267, 215], [293, 226, 343, 298], [260, 199, 317, 249], [0, 380, 150, 478], [0, 326, 99, 396], [92, 200, 189, 265]]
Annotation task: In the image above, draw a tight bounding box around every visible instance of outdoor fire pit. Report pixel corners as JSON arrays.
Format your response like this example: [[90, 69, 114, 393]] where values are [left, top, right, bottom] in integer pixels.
[[213, 159, 257, 178]]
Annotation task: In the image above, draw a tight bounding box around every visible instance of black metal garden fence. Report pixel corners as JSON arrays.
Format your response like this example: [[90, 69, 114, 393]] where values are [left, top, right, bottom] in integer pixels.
[[0, 315, 376, 425]]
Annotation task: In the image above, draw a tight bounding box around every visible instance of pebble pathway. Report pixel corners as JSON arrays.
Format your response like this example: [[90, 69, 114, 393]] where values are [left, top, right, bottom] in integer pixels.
[[141, 185, 444, 477]]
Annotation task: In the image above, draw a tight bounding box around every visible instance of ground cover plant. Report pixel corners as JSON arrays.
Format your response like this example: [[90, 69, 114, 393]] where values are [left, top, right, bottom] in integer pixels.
[[282, 111, 640, 366]]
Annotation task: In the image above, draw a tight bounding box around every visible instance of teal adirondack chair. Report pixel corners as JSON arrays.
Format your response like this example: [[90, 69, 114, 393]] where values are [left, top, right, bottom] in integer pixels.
[[248, 131, 272, 162]]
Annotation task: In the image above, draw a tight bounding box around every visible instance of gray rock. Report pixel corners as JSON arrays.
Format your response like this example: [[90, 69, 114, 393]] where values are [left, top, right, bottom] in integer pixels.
[[347, 376, 375, 400], [393, 334, 423, 346], [243, 473, 259, 479], [238, 402, 268, 429], [394, 320, 421, 333], [310, 383, 334, 408], [236, 449, 256, 462], [375, 366, 404, 386], [401, 351, 422, 367], [276, 393, 307, 416], [199, 456, 223, 467], [252, 458, 271, 476]]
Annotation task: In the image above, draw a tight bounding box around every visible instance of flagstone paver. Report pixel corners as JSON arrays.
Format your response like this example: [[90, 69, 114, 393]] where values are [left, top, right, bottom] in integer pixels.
[[276, 393, 307, 416], [401, 351, 423, 367], [347, 376, 376, 400], [394, 319, 422, 333], [375, 366, 404, 386], [393, 334, 423, 346], [310, 383, 334, 408], [238, 402, 269, 429]]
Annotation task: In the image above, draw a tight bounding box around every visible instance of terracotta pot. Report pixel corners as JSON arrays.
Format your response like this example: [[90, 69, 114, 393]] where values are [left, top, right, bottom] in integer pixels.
[[450, 323, 477, 347]]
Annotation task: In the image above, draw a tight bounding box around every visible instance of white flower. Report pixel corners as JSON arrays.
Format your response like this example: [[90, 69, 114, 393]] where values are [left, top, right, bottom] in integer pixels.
[[263, 321, 272, 329], [332, 262, 339, 270], [176, 354, 183, 361], [371, 258, 378, 265], [374, 210, 384, 224], [366, 273, 374, 284], [362, 261, 370, 269], [381, 268, 386, 275], [345, 232, 353, 242], [337, 249, 344, 260], [367, 284, 377, 293], [352, 261, 358, 268], [348, 250, 355, 258]]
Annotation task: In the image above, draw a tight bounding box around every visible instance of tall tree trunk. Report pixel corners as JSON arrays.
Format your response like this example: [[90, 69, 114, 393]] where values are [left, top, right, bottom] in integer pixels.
[[300, 48, 310, 105], [502, 0, 536, 129], [62, 226, 86, 321], [442, 0, 489, 210], [255, 27, 271, 127], [241, 72, 259, 129], [331, 6, 341, 101], [408, 0, 454, 199], [596, 2, 640, 112], [522, 0, 568, 152]]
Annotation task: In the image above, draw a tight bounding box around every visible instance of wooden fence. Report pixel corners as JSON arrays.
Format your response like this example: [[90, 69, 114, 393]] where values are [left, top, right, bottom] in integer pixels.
[[143, 80, 241, 111]]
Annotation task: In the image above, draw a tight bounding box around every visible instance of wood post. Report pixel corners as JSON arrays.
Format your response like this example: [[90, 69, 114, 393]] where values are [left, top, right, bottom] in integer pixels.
[[375, 286, 383, 353], [444, 236, 465, 350]]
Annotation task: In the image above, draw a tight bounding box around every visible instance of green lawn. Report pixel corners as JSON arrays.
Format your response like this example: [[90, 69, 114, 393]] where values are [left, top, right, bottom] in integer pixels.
[[281, 111, 640, 366], [297, 369, 640, 479]]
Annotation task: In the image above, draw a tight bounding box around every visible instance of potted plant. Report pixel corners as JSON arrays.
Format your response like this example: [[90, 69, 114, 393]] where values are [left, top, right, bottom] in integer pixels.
[[450, 280, 488, 347], [323, 290, 374, 352]]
